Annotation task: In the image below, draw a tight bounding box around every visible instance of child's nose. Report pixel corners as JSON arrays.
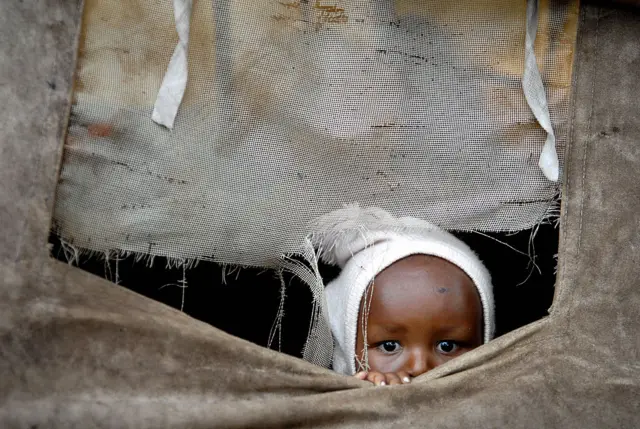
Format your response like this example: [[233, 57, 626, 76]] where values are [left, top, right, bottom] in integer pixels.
[[406, 348, 430, 377]]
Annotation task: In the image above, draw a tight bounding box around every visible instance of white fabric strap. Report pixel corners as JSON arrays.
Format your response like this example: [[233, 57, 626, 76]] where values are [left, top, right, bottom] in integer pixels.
[[523, 0, 559, 182], [152, 0, 193, 130]]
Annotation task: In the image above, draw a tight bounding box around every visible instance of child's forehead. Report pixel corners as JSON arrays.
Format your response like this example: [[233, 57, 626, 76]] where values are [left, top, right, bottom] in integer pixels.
[[366, 254, 480, 311], [359, 268, 482, 338], [376, 254, 472, 284]]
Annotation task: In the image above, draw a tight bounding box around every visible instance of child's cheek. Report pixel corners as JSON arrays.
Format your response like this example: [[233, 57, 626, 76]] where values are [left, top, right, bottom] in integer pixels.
[[367, 351, 404, 374]]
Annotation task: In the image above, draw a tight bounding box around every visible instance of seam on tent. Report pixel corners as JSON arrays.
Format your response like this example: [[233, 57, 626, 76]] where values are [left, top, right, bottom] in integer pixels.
[[554, 4, 599, 330], [49, 27, 84, 240], [577, 21, 600, 257], [569, 5, 600, 336], [554, 3, 586, 319]]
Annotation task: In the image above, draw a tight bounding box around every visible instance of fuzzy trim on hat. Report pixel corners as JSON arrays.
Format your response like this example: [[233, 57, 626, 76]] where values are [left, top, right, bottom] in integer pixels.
[[311, 204, 494, 375]]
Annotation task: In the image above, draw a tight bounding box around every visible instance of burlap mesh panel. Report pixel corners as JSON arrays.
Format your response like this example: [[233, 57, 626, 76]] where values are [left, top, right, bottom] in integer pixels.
[[53, 0, 578, 268]]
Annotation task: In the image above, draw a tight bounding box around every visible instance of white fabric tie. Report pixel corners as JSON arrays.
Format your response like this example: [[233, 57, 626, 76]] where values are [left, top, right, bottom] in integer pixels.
[[523, 0, 559, 182], [152, 0, 193, 129]]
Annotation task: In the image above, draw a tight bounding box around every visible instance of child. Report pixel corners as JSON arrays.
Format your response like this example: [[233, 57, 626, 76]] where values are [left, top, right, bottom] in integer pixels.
[[315, 205, 494, 386]]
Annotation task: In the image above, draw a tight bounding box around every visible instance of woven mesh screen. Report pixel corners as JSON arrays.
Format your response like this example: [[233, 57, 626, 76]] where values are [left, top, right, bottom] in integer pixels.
[[53, 0, 578, 267]]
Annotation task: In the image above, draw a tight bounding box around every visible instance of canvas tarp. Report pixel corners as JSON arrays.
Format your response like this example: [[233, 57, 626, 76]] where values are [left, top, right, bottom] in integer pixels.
[[1, 1, 640, 428]]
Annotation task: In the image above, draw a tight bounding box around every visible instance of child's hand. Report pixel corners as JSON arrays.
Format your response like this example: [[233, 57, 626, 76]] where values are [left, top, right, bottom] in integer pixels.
[[354, 371, 412, 386]]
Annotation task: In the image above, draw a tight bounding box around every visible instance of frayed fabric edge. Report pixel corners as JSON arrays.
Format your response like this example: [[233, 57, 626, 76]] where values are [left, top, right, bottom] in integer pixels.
[[50, 230, 336, 368]]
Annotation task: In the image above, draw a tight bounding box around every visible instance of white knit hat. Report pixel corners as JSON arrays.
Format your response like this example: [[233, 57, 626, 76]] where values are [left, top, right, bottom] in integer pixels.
[[312, 205, 494, 375]]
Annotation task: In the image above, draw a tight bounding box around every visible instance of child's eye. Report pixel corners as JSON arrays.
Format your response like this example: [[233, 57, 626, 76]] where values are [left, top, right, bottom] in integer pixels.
[[436, 340, 459, 354], [375, 340, 402, 354]]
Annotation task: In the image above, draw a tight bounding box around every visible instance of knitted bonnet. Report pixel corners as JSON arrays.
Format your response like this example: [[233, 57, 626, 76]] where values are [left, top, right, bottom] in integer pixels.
[[312, 205, 494, 375]]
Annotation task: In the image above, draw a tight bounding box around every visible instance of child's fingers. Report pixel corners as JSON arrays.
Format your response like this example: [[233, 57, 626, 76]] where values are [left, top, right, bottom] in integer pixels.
[[384, 372, 403, 386], [367, 371, 387, 386], [354, 371, 368, 381], [358, 371, 411, 386], [397, 371, 412, 384]]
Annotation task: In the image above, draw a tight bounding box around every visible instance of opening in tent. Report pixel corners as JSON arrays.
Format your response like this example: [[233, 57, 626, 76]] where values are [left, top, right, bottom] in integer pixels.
[[49, 0, 576, 367], [49, 224, 557, 358]]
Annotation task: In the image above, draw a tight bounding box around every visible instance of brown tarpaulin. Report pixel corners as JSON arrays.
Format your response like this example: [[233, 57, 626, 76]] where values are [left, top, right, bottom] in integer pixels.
[[1, 1, 639, 428]]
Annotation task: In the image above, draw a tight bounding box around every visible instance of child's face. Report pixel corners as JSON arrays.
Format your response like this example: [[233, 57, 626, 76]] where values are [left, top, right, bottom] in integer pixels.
[[355, 254, 483, 377]]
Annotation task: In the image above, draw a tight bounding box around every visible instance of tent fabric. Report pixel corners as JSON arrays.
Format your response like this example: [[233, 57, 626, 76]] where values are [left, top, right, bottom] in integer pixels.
[[1, 1, 640, 428], [51, 0, 577, 267]]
